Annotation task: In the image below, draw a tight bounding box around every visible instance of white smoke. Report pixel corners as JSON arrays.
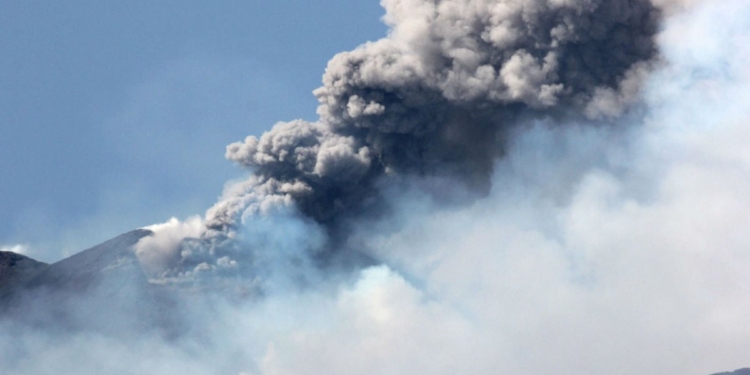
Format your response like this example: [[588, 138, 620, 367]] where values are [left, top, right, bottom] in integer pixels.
[[0, 244, 30, 256], [135, 216, 205, 276]]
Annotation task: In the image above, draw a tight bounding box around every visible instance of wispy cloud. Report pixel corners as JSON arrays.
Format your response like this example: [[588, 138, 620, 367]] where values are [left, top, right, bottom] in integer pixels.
[[0, 244, 29, 256]]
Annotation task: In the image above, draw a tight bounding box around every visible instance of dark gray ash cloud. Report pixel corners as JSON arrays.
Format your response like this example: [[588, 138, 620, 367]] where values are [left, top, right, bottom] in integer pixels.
[[210, 0, 662, 239]]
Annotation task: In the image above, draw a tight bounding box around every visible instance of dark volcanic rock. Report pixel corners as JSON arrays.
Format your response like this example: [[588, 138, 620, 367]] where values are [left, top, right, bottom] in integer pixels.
[[712, 369, 750, 375], [0, 251, 48, 298]]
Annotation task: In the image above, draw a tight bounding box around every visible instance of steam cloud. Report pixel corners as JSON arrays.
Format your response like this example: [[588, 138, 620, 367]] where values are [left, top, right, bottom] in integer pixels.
[[4, 0, 750, 374]]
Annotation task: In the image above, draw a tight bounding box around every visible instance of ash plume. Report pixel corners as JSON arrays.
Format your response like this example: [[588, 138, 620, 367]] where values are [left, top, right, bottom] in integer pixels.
[[205, 0, 661, 245]]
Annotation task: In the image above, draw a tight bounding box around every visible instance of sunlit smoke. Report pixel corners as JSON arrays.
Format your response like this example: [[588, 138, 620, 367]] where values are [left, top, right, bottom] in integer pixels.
[[0, 244, 30, 256]]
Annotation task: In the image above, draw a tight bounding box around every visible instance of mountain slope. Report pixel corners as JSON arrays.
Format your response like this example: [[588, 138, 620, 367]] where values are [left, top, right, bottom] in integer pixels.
[[0, 251, 48, 298], [22, 229, 152, 293], [0, 229, 172, 334], [712, 369, 750, 375]]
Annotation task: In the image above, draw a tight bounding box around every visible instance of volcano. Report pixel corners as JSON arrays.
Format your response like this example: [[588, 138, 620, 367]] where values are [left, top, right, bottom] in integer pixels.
[[0, 230, 187, 335]]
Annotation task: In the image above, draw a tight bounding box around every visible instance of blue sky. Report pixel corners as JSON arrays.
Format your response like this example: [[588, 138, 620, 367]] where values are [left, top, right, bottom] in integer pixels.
[[0, 1, 387, 262]]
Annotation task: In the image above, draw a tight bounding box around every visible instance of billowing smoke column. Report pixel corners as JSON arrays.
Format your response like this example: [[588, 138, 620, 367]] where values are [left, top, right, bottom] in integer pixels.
[[143, 0, 663, 280], [208, 0, 660, 233]]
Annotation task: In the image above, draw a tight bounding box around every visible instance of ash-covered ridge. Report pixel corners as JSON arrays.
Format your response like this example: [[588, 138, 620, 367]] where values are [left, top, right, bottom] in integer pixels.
[[0, 251, 48, 298], [0, 230, 162, 331], [22, 229, 153, 292]]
